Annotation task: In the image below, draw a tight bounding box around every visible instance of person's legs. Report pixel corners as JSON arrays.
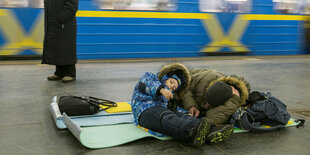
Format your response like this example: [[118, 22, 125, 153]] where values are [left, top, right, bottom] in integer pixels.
[[61, 65, 76, 83], [62, 64, 76, 78], [47, 65, 76, 82], [55, 65, 64, 77], [161, 110, 202, 140], [47, 65, 63, 80], [139, 106, 210, 147], [139, 106, 197, 140]]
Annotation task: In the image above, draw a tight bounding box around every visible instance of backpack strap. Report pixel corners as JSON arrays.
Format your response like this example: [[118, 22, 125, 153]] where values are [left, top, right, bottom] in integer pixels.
[[236, 110, 260, 130], [249, 124, 285, 133], [235, 109, 285, 132], [88, 96, 117, 110], [72, 96, 117, 111], [69, 96, 101, 108]]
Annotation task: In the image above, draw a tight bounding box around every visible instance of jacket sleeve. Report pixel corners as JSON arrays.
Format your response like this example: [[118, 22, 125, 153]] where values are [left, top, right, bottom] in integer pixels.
[[205, 95, 241, 126], [137, 72, 163, 97], [181, 90, 198, 110], [57, 0, 78, 23]]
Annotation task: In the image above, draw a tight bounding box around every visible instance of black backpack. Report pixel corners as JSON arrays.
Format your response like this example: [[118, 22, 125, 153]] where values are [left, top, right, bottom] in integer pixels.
[[230, 91, 292, 132], [58, 96, 117, 116]]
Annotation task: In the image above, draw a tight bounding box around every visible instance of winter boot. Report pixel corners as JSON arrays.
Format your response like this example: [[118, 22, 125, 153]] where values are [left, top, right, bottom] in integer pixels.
[[189, 117, 210, 147], [206, 124, 233, 145]]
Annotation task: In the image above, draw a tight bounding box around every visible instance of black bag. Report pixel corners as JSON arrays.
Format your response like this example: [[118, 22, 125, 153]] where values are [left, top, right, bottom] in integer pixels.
[[58, 96, 117, 116], [230, 92, 291, 132]]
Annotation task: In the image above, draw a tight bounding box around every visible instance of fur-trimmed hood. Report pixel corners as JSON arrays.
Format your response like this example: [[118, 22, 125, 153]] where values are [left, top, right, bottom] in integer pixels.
[[158, 63, 190, 96], [206, 76, 250, 105]]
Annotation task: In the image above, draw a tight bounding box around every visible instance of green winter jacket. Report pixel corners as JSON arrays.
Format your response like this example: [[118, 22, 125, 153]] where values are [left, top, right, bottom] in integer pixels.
[[181, 68, 251, 126]]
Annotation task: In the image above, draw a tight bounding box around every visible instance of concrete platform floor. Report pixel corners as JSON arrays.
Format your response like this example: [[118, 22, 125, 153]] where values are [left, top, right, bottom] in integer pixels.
[[0, 55, 309, 155]]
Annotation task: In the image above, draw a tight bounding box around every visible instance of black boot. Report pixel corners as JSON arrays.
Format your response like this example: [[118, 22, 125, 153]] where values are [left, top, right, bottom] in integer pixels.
[[206, 124, 234, 145], [189, 117, 210, 147]]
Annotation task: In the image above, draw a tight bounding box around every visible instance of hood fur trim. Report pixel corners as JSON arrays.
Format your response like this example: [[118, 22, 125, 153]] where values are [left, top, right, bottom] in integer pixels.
[[158, 63, 190, 96]]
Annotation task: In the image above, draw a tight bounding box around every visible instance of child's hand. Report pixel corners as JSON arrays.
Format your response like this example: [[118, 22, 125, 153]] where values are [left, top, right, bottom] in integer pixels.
[[160, 88, 173, 101], [188, 106, 200, 117]]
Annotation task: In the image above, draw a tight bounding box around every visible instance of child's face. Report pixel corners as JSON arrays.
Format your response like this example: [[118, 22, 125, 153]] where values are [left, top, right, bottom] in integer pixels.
[[164, 78, 179, 92]]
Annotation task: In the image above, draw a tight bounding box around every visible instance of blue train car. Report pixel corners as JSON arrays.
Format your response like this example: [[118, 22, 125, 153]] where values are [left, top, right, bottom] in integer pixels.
[[0, 0, 309, 59]]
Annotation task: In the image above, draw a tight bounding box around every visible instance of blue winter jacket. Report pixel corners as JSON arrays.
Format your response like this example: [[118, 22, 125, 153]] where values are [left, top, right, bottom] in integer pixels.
[[131, 72, 187, 125]]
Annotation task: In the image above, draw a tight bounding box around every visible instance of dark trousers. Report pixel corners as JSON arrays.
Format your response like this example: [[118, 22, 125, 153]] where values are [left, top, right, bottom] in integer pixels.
[[139, 106, 200, 141], [54, 65, 76, 78]]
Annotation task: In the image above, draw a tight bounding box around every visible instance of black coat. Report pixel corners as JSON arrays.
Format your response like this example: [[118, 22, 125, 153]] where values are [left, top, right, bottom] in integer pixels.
[[42, 0, 78, 65]]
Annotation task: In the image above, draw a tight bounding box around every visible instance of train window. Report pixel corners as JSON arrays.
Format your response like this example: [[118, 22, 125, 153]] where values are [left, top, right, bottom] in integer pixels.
[[305, 1, 310, 14], [273, 0, 305, 14], [0, 0, 29, 8], [0, 0, 43, 8], [93, 0, 177, 11], [29, 0, 44, 8], [199, 0, 251, 13]]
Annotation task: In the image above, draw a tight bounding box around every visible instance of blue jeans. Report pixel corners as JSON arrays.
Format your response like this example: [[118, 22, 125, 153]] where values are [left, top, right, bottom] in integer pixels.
[[139, 106, 200, 141]]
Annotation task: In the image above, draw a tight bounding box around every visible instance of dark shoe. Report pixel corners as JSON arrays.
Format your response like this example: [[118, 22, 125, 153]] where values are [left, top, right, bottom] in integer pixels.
[[47, 75, 61, 81], [62, 76, 76, 83], [190, 117, 210, 148], [206, 124, 233, 145]]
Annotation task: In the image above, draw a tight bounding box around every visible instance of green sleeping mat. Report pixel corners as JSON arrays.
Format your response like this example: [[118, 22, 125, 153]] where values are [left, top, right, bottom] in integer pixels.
[[63, 113, 172, 149], [233, 118, 303, 133], [62, 113, 303, 149]]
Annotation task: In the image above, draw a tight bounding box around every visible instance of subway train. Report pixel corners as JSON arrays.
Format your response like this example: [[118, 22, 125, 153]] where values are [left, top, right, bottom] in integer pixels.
[[0, 0, 309, 60]]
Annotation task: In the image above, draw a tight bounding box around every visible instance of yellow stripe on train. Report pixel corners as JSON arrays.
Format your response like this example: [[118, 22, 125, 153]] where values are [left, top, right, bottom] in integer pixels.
[[77, 11, 211, 19], [77, 11, 305, 21]]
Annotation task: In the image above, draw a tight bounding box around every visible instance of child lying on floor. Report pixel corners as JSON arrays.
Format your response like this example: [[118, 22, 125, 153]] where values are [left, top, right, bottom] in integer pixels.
[[131, 63, 233, 147]]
